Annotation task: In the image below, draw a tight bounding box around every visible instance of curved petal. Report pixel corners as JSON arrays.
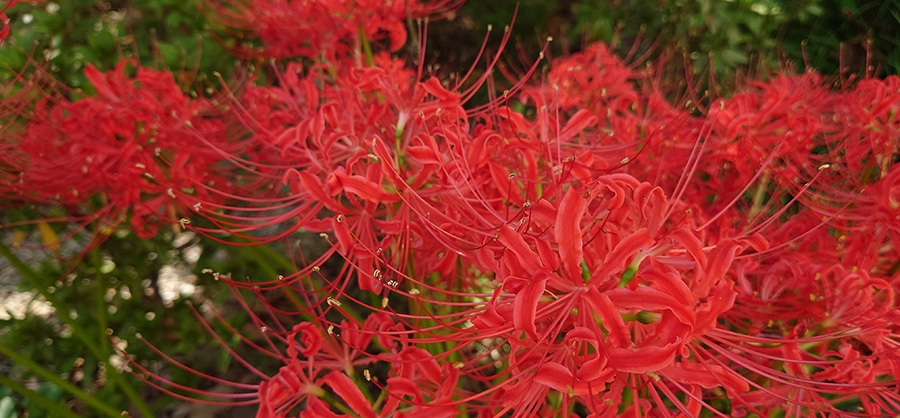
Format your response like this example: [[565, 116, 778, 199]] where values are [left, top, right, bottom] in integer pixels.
[[556, 186, 586, 279], [322, 371, 376, 418]]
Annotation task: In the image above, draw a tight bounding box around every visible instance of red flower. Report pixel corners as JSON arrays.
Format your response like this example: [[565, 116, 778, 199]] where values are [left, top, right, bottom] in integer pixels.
[[204, 0, 461, 60], [4, 60, 235, 240]]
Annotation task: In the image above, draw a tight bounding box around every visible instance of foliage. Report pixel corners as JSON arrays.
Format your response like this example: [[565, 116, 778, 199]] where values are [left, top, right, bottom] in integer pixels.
[[0, 0, 231, 88], [573, 0, 899, 79]]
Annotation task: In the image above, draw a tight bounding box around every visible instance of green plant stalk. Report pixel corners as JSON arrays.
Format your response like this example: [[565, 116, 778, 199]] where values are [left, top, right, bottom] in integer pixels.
[[0, 343, 122, 418], [90, 250, 109, 358], [0, 242, 154, 417], [0, 374, 85, 418], [0, 242, 101, 355], [748, 171, 770, 220], [358, 26, 375, 67], [245, 242, 295, 273]]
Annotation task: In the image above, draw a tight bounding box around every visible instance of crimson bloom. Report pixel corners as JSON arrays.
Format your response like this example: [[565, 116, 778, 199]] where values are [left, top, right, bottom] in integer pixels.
[[60, 8, 900, 417], [204, 0, 461, 60], [2, 60, 236, 240]]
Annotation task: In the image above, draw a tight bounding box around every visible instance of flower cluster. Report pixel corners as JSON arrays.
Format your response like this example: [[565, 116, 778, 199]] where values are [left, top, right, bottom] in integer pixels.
[[2, 60, 240, 240], [204, 0, 462, 60], [4, 1, 899, 416]]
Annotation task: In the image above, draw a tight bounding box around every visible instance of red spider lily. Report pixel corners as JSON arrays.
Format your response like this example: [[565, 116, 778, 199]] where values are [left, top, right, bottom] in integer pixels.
[[708, 257, 900, 416], [118, 270, 477, 417], [70, 14, 900, 416], [830, 76, 900, 180], [203, 0, 462, 60], [2, 60, 236, 240], [119, 286, 382, 412], [453, 176, 766, 416], [190, 20, 549, 256]]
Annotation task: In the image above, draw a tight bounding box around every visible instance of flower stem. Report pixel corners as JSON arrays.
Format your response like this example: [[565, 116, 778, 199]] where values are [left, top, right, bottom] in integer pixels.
[[0, 342, 122, 417], [0, 241, 154, 417]]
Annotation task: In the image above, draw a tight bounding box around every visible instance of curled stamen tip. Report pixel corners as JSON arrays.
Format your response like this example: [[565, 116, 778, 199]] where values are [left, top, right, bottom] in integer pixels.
[[409, 288, 420, 295], [135, 333, 143, 339], [487, 24, 492, 31], [106, 328, 114, 336], [382, 297, 389, 308], [364, 369, 372, 381], [260, 326, 267, 332], [818, 163, 831, 171], [546, 36, 553, 42], [327, 297, 342, 307]]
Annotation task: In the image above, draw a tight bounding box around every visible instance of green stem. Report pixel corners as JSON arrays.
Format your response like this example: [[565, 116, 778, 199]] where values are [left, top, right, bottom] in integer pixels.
[[748, 171, 769, 220], [358, 26, 375, 67], [0, 241, 154, 417], [0, 241, 102, 355], [0, 343, 122, 418], [0, 373, 86, 418], [90, 250, 109, 360], [244, 243, 295, 273]]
